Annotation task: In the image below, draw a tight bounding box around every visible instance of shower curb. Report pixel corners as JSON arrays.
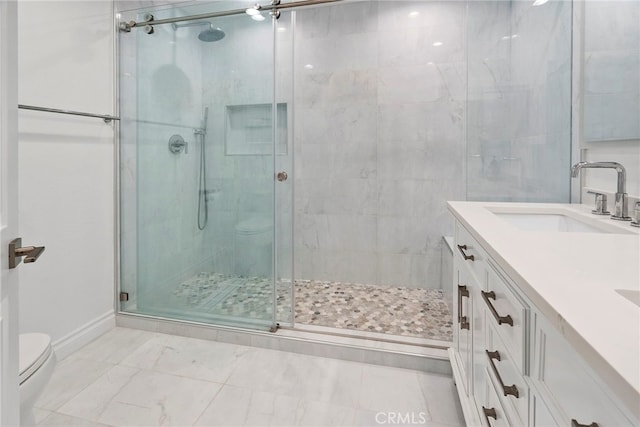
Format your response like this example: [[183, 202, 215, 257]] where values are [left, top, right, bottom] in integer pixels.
[[116, 313, 452, 375]]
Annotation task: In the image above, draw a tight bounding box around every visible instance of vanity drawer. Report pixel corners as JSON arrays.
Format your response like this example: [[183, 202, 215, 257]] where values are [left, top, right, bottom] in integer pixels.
[[455, 221, 487, 284], [486, 321, 528, 426], [532, 315, 636, 427], [482, 368, 511, 427], [484, 264, 527, 373]]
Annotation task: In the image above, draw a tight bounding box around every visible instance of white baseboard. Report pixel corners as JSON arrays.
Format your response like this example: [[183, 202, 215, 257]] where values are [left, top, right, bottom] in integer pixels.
[[51, 310, 115, 360]]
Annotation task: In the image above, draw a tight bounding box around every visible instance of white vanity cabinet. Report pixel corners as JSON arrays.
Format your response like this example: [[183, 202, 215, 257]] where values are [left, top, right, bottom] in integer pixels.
[[530, 313, 636, 427], [450, 216, 639, 427], [451, 220, 489, 424], [453, 253, 473, 398]]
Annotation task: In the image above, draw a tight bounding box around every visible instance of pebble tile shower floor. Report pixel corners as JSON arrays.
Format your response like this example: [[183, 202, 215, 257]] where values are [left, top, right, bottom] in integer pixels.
[[173, 273, 453, 341]]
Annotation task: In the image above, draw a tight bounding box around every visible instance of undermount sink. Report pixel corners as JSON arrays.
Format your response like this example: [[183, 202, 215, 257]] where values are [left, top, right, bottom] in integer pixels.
[[616, 289, 640, 308], [489, 208, 631, 234]]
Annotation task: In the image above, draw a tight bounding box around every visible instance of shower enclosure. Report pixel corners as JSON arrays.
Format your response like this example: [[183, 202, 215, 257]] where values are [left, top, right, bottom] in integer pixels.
[[119, 1, 293, 332], [118, 0, 572, 341]]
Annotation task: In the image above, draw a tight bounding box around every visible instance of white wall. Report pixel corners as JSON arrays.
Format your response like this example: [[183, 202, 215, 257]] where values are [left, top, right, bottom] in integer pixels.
[[17, 1, 115, 358]]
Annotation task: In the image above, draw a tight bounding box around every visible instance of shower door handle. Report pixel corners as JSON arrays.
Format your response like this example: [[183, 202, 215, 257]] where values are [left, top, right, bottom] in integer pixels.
[[276, 171, 288, 182]]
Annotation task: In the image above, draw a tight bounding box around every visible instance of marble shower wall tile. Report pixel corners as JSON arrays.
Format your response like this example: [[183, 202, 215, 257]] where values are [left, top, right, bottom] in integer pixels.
[[120, 3, 218, 307], [293, 1, 467, 290]]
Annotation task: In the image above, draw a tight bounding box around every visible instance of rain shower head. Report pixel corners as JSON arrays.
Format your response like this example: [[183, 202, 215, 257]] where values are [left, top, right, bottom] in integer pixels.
[[198, 26, 225, 42], [172, 21, 225, 42]]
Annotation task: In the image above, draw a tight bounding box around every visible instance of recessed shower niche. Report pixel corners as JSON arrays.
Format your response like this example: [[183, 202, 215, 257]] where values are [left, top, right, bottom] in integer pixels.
[[225, 103, 288, 156]]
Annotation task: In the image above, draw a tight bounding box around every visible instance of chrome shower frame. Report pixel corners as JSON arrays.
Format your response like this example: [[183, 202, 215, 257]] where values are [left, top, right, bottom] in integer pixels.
[[117, 0, 344, 33]]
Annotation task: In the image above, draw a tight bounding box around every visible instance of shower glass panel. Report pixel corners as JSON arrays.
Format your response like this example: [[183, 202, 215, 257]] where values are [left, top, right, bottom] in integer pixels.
[[291, 1, 463, 341], [119, 2, 290, 331]]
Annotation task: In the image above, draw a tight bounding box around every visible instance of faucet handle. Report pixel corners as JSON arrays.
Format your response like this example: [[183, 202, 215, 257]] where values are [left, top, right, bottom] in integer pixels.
[[587, 191, 611, 215], [631, 201, 640, 228]]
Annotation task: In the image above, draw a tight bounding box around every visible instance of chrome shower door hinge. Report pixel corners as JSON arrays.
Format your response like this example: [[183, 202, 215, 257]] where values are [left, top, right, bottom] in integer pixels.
[[119, 292, 129, 302]]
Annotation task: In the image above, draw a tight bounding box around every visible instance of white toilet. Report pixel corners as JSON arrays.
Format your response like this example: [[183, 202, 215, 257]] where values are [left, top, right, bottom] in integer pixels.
[[19, 333, 56, 426]]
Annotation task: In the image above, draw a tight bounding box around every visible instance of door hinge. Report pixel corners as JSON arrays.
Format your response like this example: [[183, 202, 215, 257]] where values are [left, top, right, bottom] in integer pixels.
[[119, 292, 129, 302]]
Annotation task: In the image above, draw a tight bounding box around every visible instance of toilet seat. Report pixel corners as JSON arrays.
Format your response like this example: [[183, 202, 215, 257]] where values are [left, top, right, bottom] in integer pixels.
[[19, 333, 52, 385]]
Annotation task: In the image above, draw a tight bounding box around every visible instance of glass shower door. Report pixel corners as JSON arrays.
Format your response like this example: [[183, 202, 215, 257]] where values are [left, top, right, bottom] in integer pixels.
[[119, 2, 291, 331]]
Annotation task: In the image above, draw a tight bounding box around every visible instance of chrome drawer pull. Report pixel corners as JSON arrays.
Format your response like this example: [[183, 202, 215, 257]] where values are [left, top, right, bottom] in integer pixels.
[[457, 244, 475, 261], [486, 350, 519, 398], [571, 420, 599, 427], [481, 290, 514, 326], [457, 285, 470, 330], [482, 407, 497, 426]]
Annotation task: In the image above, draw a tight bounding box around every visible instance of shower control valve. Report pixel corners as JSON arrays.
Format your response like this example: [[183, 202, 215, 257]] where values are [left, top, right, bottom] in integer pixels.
[[168, 134, 188, 154]]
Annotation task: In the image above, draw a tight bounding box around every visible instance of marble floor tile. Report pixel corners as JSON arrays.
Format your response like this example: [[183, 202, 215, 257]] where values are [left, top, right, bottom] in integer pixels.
[[417, 372, 465, 426], [120, 332, 251, 383], [194, 384, 299, 426], [284, 356, 363, 408], [224, 347, 307, 396], [31, 408, 53, 425], [36, 327, 465, 427], [351, 408, 380, 426], [295, 400, 357, 427], [68, 327, 157, 364], [57, 365, 140, 422], [34, 358, 115, 411], [37, 412, 112, 427], [353, 409, 431, 427], [96, 370, 222, 426], [225, 347, 364, 408], [359, 364, 429, 414]]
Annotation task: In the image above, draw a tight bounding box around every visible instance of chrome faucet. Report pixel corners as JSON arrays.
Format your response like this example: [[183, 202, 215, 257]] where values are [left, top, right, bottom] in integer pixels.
[[571, 161, 632, 221]]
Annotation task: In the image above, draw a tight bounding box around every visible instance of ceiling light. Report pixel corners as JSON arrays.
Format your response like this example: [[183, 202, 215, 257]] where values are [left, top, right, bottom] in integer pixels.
[[408, 11, 420, 17], [252, 14, 266, 21], [432, 41, 443, 47], [533, 0, 549, 6], [277, 27, 287, 32]]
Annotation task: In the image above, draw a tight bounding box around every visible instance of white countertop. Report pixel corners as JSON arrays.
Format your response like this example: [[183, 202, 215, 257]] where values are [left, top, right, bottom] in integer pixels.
[[447, 201, 640, 417]]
